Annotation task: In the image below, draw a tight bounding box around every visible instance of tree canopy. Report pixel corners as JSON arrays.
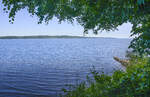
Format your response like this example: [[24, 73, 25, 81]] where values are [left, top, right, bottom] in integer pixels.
[[1, 0, 150, 55]]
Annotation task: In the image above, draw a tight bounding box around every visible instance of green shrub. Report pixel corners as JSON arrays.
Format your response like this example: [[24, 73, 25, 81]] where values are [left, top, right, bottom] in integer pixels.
[[62, 57, 150, 97]]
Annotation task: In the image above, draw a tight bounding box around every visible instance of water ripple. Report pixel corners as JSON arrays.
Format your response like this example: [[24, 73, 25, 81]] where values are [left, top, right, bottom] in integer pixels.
[[0, 38, 130, 96]]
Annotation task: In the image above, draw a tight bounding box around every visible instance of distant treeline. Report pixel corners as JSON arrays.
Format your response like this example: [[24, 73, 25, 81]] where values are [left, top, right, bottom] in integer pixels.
[[0, 35, 87, 39]]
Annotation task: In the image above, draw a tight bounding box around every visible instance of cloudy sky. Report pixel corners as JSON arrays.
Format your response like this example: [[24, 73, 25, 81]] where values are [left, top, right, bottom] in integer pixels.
[[0, 3, 132, 38]]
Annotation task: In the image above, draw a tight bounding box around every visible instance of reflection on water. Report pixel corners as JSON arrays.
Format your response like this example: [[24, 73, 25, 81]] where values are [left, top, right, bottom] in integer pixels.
[[0, 38, 130, 97]]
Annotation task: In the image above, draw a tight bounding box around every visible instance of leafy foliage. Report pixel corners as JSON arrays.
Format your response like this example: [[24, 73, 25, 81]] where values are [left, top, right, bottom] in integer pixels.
[[1, 0, 150, 55], [62, 57, 150, 97]]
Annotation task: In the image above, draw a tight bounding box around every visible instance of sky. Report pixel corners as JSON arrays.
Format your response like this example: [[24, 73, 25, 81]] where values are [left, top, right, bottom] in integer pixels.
[[0, 3, 132, 38]]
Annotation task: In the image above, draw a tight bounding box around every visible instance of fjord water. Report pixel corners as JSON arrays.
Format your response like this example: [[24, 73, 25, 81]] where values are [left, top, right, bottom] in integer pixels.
[[0, 38, 130, 97]]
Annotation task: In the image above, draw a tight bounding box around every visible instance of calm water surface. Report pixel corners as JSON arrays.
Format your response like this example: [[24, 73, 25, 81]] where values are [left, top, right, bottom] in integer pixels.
[[0, 38, 130, 97]]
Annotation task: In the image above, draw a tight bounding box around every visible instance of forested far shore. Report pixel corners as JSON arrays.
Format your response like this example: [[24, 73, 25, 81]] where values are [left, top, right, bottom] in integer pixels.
[[0, 35, 86, 39]]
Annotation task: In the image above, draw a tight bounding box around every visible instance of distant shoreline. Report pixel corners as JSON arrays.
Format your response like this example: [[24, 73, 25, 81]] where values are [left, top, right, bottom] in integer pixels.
[[0, 35, 86, 39], [0, 35, 131, 39]]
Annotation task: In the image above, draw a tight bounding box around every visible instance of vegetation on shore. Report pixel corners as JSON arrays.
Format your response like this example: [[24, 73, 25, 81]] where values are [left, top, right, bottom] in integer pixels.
[[62, 52, 150, 97], [0, 35, 127, 39], [0, 35, 86, 39]]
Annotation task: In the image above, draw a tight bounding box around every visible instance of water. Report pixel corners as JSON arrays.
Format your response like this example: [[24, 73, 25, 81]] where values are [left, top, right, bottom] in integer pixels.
[[0, 38, 130, 97]]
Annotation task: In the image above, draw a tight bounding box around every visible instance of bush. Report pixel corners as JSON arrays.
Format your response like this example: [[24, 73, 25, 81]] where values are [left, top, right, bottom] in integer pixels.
[[62, 57, 150, 97]]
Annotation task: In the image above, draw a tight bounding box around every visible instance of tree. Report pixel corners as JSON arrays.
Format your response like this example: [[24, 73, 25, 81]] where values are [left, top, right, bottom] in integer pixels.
[[1, 0, 150, 55]]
